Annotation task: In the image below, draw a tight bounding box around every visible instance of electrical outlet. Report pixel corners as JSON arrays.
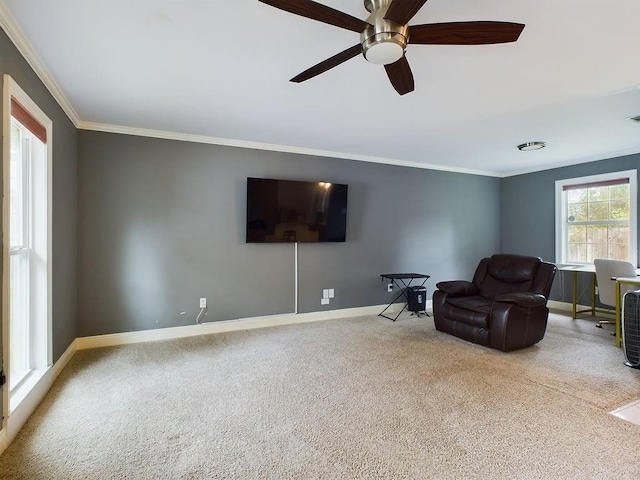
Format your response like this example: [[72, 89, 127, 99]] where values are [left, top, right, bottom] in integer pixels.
[[199, 297, 207, 308], [387, 283, 393, 292], [321, 298, 330, 305], [328, 289, 334, 298], [323, 289, 329, 299]]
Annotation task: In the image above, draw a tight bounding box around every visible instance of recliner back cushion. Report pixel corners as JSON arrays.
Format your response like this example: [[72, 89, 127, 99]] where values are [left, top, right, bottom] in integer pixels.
[[487, 254, 540, 282], [478, 254, 541, 299]]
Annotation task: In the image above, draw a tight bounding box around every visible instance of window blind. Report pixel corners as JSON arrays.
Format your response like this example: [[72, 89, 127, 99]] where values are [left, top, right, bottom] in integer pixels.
[[11, 98, 46, 143], [562, 178, 629, 191]]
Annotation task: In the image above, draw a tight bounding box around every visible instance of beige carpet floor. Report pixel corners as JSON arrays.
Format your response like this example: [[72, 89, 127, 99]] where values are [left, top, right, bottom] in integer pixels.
[[1, 311, 639, 479]]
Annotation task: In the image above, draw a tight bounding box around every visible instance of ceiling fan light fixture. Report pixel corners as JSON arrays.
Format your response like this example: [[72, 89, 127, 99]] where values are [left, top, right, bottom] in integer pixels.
[[517, 141, 546, 151], [363, 37, 405, 64], [361, 3, 408, 65]]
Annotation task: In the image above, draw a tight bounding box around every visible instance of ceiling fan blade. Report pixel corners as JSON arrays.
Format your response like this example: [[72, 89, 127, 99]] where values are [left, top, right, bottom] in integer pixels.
[[384, 56, 414, 95], [384, 0, 429, 25], [291, 44, 363, 83], [258, 0, 369, 33], [409, 21, 525, 45]]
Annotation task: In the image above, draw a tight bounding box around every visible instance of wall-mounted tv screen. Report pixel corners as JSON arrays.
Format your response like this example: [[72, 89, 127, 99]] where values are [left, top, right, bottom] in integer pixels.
[[246, 177, 348, 243]]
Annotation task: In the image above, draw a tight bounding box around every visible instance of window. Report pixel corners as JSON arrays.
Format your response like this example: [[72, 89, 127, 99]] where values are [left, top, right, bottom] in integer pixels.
[[3, 75, 52, 412], [555, 170, 637, 265], [9, 120, 32, 388]]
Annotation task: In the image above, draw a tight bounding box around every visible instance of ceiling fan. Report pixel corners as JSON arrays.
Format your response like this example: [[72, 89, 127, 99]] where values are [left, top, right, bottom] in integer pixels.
[[258, 0, 525, 95]]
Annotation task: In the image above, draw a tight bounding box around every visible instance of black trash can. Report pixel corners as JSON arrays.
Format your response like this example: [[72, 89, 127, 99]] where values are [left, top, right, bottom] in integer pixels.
[[406, 286, 427, 312]]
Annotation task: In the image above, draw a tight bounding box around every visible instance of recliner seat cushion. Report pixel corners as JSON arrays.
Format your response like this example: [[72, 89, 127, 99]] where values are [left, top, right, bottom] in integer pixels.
[[445, 295, 493, 314], [442, 296, 492, 329]]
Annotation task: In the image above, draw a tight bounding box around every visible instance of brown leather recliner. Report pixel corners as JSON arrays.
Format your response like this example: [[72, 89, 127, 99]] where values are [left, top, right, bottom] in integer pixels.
[[432, 254, 557, 352]]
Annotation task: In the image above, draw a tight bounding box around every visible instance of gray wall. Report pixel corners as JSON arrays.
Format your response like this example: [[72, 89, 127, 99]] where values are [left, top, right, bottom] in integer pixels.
[[77, 131, 501, 336], [0, 29, 78, 361], [501, 153, 640, 302], [6, 10, 638, 344], [3, 14, 639, 354]]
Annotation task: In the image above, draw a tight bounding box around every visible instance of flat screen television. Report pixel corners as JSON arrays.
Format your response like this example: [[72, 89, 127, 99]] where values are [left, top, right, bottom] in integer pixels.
[[246, 177, 348, 243]]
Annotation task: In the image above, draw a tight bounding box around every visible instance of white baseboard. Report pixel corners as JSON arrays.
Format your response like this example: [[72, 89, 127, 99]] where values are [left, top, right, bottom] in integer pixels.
[[76, 302, 416, 350], [547, 300, 606, 315], [0, 339, 78, 456], [51, 338, 78, 378], [547, 300, 575, 312]]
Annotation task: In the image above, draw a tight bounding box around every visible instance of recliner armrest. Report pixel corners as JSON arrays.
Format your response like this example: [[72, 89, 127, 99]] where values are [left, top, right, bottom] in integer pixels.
[[495, 292, 546, 308], [436, 281, 478, 297]]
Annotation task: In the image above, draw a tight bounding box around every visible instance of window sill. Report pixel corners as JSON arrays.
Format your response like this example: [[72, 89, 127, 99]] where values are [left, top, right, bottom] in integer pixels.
[[9, 367, 49, 414]]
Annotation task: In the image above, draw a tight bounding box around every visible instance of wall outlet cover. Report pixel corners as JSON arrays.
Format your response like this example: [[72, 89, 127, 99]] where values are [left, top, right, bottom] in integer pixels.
[[387, 283, 393, 292], [328, 289, 335, 298], [321, 298, 330, 305], [323, 289, 329, 299], [199, 298, 207, 308]]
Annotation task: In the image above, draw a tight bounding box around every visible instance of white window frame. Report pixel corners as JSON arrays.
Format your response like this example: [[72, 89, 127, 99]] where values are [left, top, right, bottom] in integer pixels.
[[2, 75, 53, 428], [555, 169, 638, 265]]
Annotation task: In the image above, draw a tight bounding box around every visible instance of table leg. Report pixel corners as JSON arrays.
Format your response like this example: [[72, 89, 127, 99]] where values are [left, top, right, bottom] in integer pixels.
[[571, 271, 577, 319], [615, 281, 621, 348], [591, 272, 596, 317], [378, 283, 408, 321], [379, 279, 412, 321]]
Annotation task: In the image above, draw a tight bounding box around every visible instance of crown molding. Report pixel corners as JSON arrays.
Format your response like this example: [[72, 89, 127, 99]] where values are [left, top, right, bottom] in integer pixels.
[[79, 121, 502, 178], [0, 2, 81, 127]]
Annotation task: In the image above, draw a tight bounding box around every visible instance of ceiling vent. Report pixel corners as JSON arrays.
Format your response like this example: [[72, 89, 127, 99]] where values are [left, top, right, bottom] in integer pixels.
[[629, 115, 640, 123]]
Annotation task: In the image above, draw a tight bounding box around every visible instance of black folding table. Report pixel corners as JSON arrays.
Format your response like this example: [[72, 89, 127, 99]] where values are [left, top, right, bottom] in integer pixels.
[[379, 273, 430, 321]]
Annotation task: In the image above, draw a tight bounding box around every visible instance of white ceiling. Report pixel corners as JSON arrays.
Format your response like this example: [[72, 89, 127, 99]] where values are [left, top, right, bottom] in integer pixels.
[[2, 0, 640, 177]]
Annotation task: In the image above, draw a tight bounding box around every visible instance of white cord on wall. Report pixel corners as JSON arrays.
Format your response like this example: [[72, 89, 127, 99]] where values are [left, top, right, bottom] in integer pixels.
[[196, 306, 208, 324], [196, 241, 299, 325], [295, 241, 299, 314]]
